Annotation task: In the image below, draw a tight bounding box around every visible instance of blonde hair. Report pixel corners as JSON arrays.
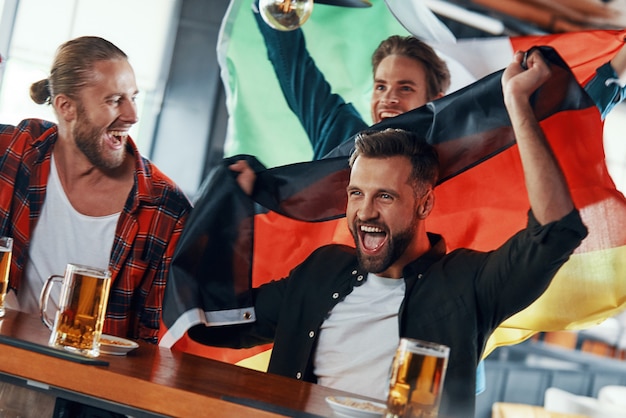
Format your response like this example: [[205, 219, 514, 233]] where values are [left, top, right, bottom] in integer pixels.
[[30, 36, 127, 105]]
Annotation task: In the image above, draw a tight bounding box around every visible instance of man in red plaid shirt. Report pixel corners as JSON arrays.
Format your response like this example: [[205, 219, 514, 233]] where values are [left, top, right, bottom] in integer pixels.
[[0, 36, 191, 344]]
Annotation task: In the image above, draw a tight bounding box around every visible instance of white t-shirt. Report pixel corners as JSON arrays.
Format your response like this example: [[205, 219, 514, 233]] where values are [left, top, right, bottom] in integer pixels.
[[313, 273, 405, 400], [8, 156, 118, 314]]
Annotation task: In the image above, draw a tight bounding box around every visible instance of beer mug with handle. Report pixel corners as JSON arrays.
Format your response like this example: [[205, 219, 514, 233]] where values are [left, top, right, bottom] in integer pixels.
[[40, 263, 112, 357]]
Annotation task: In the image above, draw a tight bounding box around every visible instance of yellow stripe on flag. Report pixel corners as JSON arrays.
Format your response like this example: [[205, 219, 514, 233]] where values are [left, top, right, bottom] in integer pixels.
[[486, 244, 626, 356]]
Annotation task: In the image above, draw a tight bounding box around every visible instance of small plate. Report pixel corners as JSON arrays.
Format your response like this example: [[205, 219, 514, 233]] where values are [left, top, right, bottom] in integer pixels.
[[99, 334, 139, 356], [325, 396, 386, 418]]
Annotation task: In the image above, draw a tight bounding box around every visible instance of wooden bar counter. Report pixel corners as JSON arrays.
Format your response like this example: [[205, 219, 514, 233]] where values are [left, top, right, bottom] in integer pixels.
[[0, 309, 355, 417]]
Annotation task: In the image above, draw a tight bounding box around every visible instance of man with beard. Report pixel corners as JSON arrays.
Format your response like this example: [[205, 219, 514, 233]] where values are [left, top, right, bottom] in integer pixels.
[[190, 49, 587, 417], [0, 36, 191, 343]]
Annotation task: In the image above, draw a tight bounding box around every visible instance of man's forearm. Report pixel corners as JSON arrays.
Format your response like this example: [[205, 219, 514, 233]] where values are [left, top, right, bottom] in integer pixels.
[[503, 50, 574, 225], [508, 99, 573, 224]]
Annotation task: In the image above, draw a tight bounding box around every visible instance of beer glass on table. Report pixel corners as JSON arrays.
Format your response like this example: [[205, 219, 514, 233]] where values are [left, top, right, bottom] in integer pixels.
[[0, 237, 13, 318], [40, 263, 112, 357], [385, 338, 450, 418]]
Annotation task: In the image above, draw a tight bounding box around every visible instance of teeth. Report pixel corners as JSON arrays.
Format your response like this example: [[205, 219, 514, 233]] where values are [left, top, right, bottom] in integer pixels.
[[379, 112, 400, 119], [361, 225, 383, 233], [109, 130, 128, 138]]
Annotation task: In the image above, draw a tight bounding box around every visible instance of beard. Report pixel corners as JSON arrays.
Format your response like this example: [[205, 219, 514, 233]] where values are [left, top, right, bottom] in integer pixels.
[[73, 104, 126, 170], [351, 215, 418, 275]]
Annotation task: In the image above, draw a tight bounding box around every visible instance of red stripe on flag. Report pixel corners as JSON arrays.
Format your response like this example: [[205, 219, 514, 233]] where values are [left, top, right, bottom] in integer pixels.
[[511, 30, 626, 84]]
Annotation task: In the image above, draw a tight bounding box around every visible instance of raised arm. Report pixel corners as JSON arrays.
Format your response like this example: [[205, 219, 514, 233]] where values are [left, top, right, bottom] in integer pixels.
[[252, 2, 368, 159], [501, 50, 574, 225]]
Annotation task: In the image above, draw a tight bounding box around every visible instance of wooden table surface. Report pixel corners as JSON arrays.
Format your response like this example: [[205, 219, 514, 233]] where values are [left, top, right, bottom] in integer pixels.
[[0, 309, 360, 417]]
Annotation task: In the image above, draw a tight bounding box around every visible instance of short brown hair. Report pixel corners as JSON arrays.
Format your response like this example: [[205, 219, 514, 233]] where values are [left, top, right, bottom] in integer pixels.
[[30, 36, 128, 105], [371, 35, 451, 100], [350, 128, 440, 193]]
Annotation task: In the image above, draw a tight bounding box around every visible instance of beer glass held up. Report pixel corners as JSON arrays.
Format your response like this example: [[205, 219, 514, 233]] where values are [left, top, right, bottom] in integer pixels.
[[40, 263, 112, 357], [0, 237, 13, 318], [385, 338, 450, 418]]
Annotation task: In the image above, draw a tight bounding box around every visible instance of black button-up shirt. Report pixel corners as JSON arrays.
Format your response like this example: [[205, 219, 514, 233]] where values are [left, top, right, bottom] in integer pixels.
[[189, 209, 587, 417]]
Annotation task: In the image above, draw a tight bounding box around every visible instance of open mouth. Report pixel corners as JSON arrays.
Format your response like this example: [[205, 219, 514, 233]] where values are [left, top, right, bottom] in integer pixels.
[[377, 110, 402, 122], [358, 224, 388, 253], [105, 130, 128, 149]]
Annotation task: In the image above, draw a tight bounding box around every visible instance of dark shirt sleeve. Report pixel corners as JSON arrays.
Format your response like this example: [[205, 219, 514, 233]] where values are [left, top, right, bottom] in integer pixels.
[[253, 5, 369, 159], [187, 272, 289, 349], [584, 62, 626, 120], [477, 209, 588, 328]]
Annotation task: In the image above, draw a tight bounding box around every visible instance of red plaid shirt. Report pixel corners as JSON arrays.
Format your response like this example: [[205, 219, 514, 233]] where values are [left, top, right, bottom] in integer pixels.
[[0, 119, 191, 342]]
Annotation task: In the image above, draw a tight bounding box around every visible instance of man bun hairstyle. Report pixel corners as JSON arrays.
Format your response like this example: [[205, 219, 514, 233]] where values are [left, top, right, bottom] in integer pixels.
[[30, 36, 127, 105]]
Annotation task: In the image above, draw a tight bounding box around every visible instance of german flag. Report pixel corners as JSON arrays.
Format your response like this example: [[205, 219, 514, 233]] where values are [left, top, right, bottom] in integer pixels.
[[160, 40, 626, 366]]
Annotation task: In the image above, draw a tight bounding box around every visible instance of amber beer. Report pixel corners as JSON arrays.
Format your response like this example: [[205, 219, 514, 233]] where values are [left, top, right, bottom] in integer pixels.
[[41, 264, 111, 357], [385, 339, 450, 418], [0, 237, 13, 318]]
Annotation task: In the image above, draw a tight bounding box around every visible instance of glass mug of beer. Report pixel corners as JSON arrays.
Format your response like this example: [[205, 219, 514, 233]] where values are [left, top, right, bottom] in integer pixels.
[[385, 338, 450, 418], [0, 236, 13, 318], [39, 263, 112, 357]]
